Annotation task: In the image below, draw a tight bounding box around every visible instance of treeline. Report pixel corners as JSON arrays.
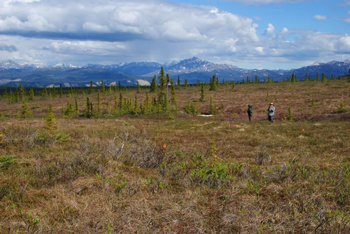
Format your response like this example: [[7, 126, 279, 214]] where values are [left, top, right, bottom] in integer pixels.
[[1, 68, 350, 119]]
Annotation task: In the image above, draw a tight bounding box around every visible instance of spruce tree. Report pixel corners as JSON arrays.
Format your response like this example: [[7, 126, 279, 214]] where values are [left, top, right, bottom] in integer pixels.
[[64, 101, 73, 116], [97, 90, 101, 113], [119, 92, 123, 110], [177, 76, 181, 86], [184, 78, 188, 88], [150, 75, 158, 93], [14, 89, 19, 102], [134, 94, 140, 114], [170, 79, 176, 104], [136, 81, 141, 93], [20, 100, 32, 118], [88, 81, 93, 94], [348, 69, 350, 82], [209, 97, 217, 115], [321, 72, 327, 82], [144, 92, 150, 113], [74, 96, 79, 114], [199, 83, 205, 102], [3, 87, 7, 98], [45, 104, 57, 131], [85, 97, 93, 117], [19, 84, 25, 100], [209, 75, 218, 91], [114, 94, 118, 110], [101, 79, 105, 94], [166, 74, 170, 98], [42, 85, 47, 98], [158, 67, 167, 106], [28, 88, 35, 101]]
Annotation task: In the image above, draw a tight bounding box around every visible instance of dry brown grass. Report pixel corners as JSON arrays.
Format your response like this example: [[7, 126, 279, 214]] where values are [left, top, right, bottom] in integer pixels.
[[0, 80, 350, 233]]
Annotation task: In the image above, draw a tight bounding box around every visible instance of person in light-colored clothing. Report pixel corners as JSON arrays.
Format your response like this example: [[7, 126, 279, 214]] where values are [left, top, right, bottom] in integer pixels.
[[267, 103, 275, 122]]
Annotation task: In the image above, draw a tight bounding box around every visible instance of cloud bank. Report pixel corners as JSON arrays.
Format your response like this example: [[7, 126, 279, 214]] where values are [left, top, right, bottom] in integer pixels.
[[0, 0, 349, 69]]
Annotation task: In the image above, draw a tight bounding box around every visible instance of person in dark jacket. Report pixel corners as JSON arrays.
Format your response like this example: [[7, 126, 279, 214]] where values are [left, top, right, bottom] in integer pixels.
[[267, 103, 275, 122], [247, 104, 253, 121]]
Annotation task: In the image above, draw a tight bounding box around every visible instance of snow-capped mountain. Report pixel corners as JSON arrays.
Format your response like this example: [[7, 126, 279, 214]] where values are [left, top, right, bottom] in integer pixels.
[[0, 57, 349, 87], [0, 60, 23, 70], [53, 63, 80, 68]]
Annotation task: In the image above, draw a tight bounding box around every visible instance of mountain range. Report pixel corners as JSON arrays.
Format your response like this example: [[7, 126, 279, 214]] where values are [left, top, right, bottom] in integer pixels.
[[0, 57, 349, 87]]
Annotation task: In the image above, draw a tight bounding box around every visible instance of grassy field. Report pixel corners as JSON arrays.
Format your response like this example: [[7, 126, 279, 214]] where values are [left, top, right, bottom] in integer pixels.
[[0, 80, 350, 233]]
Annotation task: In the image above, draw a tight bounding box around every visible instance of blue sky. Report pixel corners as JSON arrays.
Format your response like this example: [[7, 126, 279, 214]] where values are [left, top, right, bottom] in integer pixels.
[[0, 0, 349, 69]]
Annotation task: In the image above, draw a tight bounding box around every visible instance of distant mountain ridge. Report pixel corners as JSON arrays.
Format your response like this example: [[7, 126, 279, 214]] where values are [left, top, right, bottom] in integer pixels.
[[0, 57, 349, 87]]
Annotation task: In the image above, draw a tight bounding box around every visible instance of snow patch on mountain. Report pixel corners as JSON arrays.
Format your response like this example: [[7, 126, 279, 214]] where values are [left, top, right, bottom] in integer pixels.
[[137, 79, 150, 86]]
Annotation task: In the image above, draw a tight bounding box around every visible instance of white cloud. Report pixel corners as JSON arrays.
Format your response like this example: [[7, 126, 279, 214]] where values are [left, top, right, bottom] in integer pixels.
[[264, 23, 275, 36], [314, 15, 327, 21], [0, 0, 258, 43], [221, 0, 309, 5], [280, 27, 289, 34], [336, 36, 350, 52], [255, 47, 265, 54]]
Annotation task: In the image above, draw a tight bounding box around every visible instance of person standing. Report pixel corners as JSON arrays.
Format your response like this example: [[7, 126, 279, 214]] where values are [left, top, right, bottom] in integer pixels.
[[247, 104, 253, 121], [267, 103, 275, 122]]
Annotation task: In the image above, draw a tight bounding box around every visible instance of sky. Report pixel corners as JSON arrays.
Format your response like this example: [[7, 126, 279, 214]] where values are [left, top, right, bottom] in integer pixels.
[[0, 0, 349, 69]]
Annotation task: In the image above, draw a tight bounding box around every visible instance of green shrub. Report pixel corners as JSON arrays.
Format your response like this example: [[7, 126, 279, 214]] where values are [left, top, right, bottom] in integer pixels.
[[184, 101, 198, 115], [0, 155, 17, 170]]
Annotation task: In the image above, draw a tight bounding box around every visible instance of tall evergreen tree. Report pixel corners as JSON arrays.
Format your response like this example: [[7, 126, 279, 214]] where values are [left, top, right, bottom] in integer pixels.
[[144, 92, 150, 113], [158, 67, 167, 106], [74, 96, 79, 114], [20, 100, 32, 118], [150, 75, 158, 93], [97, 90, 101, 113], [136, 81, 141, 93], [119, 92, 123, 110], [232, 81, 235, 89], [114, 94, 118, 110], [184, 78, 188, 88], [89, 81, 93, 94], [209, 97, 217, 115], [177, 76, 181, 86], [101, 79, 105, 93], [209, 75, 218, 91], [19, 84, 26, 100], [170, 79, 176, 104], [86, 97, 92, 117], [45, 104, 57, 132], [134, 94, 140, 114], [28, 88, 35, 101], [199, 83, 205, 102]]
